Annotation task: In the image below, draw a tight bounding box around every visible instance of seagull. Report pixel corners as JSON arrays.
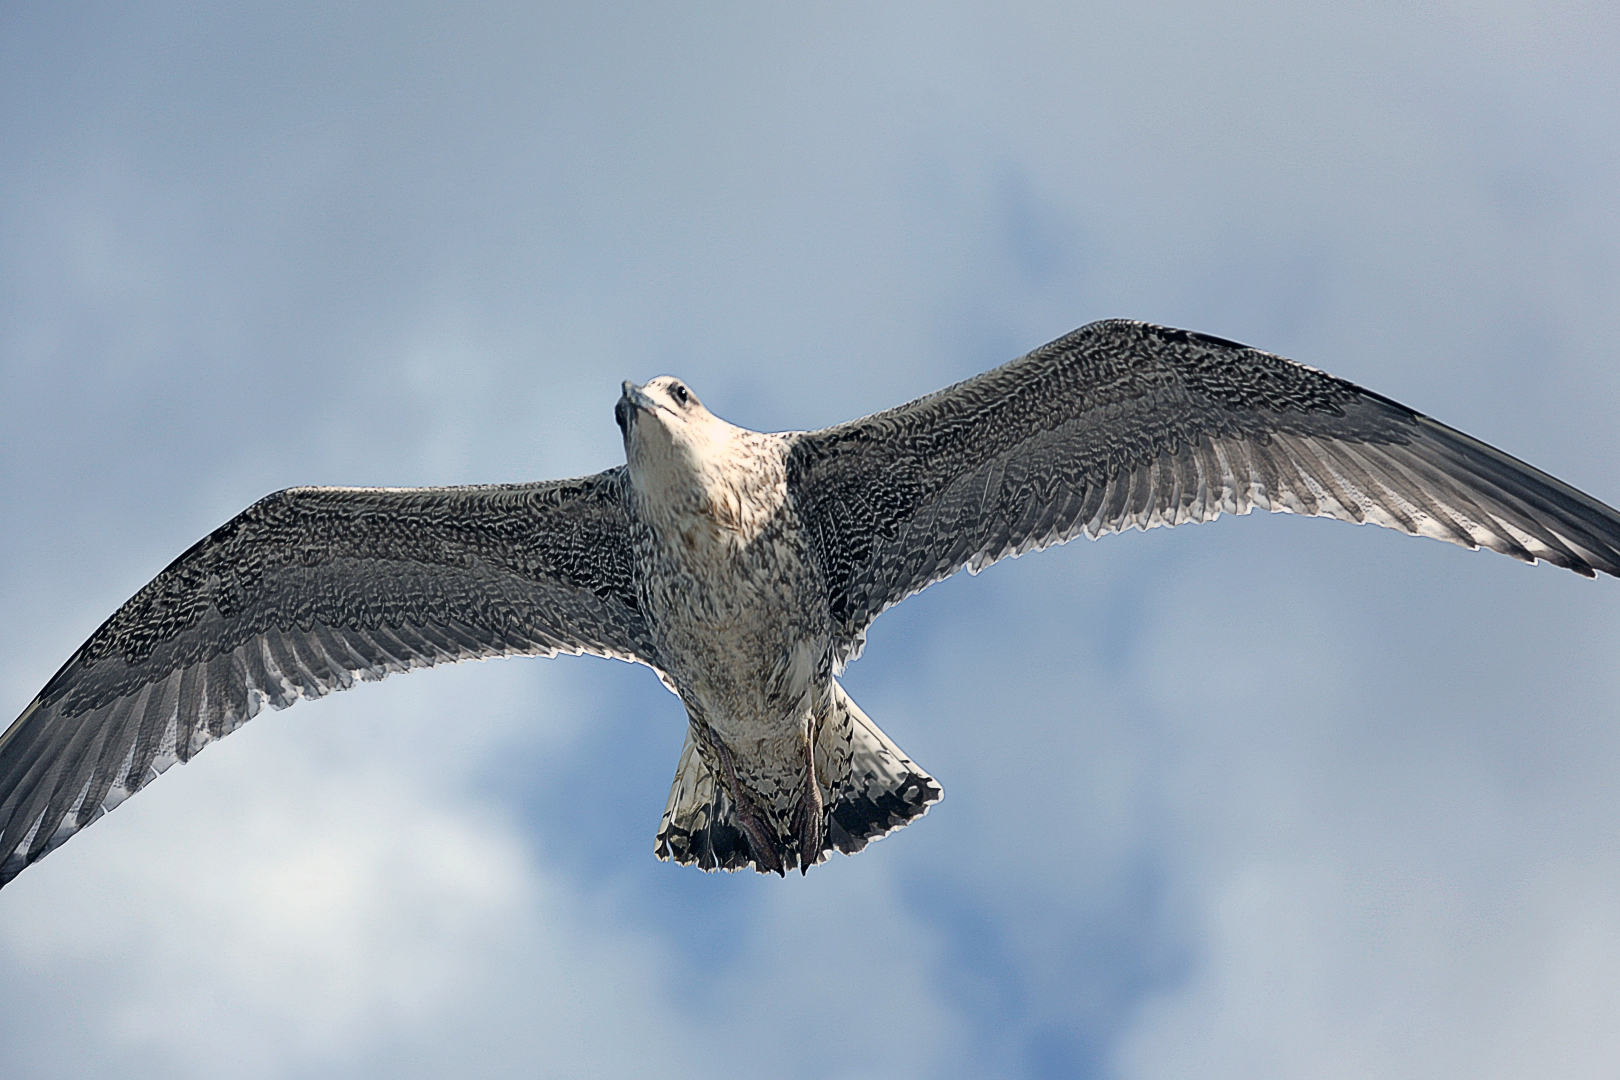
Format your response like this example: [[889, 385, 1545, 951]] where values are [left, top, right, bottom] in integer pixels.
[[5, 320, 1620, 885]]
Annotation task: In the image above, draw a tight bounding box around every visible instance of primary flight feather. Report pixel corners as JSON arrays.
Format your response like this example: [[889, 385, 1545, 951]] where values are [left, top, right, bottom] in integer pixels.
[[4, 319, 1619, 886]]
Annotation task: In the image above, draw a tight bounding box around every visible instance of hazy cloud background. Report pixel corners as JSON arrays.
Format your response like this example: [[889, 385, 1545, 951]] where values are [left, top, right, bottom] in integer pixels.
[[3, 3, 1619, 1077]]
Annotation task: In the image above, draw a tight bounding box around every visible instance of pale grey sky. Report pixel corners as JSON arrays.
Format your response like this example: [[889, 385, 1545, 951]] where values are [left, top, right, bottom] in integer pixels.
[[3, 4, 1620, 1078]]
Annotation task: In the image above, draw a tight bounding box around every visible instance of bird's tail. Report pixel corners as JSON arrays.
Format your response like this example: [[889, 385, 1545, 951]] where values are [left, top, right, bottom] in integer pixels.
[[654, 681, 941, 873]]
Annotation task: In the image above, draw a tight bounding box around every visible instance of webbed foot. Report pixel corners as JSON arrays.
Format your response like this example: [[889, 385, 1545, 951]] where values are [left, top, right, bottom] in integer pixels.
[[790, 729, 825, 875], [714, 738, 785, 876]]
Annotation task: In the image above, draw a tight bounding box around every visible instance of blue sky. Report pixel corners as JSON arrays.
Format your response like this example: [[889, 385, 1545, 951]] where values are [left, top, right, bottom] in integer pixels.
[[3, 4, 1620, 1078]]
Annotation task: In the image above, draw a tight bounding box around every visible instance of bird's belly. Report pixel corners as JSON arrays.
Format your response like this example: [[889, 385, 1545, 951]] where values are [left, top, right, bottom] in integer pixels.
[[658, 597, 825, 740], [641, 532, 829, 748], [677, 633, 821, 741]]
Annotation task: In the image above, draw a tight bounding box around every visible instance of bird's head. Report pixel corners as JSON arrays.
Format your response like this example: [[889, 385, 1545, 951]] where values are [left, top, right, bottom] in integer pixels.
[[618, 377, 743, 508], [617, 375, 721, 448]]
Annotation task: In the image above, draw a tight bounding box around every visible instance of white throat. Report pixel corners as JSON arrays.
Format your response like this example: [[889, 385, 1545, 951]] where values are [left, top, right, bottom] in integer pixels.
[[626, 411, 784, 543]]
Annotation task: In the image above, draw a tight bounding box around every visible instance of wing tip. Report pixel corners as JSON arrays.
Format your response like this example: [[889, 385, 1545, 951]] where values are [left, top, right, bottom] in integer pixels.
[[0, 853, 23, 890]]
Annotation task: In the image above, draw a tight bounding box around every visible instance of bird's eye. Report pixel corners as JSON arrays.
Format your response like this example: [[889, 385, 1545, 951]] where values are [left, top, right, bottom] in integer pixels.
[[671, 384, 690, 406]]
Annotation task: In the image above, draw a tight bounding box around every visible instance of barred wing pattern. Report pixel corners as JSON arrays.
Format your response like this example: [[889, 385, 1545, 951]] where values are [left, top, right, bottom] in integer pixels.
[[788, 320, 1620, 662], [0, 469, 652, 887]]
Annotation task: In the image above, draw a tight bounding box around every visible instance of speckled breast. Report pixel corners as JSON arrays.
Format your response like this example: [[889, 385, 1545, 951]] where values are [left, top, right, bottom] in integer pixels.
[[638, 511, 829, 738], [631, 480, 832, 751]]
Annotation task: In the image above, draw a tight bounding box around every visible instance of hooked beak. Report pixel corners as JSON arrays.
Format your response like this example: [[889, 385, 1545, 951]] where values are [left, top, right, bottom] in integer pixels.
[[615, 381, 659, 435]]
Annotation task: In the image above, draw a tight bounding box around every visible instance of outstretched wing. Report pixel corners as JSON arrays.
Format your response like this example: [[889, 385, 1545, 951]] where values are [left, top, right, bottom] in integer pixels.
[[0, 468, 652, 887], [788, 320, 1620, 662]]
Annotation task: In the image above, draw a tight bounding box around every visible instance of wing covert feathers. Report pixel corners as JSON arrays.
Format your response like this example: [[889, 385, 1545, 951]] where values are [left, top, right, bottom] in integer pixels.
[[0, 471, 651, 888], [788, 320, 1620, 661]]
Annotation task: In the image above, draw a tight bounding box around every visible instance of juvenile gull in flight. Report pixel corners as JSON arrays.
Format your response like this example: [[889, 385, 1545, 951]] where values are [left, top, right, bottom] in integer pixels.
[[5, 320, 1620, 884]]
